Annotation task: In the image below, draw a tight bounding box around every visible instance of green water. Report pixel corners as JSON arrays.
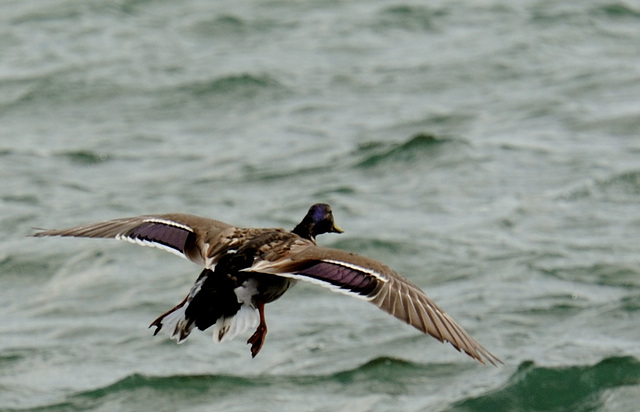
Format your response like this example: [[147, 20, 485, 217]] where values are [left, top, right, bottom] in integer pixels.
[[2, 0, 640, 410]]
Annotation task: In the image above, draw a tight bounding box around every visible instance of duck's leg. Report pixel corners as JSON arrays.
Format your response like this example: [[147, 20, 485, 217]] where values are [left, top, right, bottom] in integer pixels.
[[247, 300, 267, 358]]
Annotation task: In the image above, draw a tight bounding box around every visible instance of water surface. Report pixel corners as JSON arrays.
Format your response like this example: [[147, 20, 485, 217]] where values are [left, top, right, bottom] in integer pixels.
[[1, 0, 640, 410]]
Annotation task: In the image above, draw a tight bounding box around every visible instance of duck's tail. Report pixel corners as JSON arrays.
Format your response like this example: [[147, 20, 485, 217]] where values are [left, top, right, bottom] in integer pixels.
[[149, 268, 259, 344]]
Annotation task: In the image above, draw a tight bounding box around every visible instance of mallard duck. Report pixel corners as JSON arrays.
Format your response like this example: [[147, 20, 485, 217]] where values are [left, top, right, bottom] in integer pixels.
[[34, 203, 501, 365]]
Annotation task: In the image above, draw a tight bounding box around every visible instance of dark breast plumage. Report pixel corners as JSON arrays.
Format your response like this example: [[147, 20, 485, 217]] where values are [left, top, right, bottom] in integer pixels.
[[34, 203, 502, 365]]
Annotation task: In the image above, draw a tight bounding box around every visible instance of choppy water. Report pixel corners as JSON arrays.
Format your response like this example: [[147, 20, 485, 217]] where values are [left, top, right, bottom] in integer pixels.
[[2, 0, 640, 410]]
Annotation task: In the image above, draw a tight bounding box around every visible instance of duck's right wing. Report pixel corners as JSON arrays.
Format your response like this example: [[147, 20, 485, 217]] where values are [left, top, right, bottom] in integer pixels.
[[33, 213, 235, 267]]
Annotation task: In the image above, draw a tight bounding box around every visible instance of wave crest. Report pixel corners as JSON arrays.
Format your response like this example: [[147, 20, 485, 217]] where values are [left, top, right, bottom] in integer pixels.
[[452, 356, 640, 411]]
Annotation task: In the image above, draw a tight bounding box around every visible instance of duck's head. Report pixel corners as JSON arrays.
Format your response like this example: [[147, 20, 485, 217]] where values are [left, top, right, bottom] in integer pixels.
[[292, 203, 343, 241]]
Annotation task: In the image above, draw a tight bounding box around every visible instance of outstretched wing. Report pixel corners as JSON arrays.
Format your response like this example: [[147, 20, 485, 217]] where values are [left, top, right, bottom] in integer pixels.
[[249, 244, 502, 366], [33, 214, 234, 267]]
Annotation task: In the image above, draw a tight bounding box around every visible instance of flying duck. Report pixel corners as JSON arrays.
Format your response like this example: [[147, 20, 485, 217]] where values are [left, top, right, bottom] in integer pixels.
[[34, 203, 501, 365]]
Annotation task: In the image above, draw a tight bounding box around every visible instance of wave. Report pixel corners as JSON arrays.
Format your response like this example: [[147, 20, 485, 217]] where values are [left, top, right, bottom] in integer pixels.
[[557, 169, 640, 202], [187, 14, 287, 38], [149, 72, 289, 114], [593, 3, 640, 19], [54, 150, 110, 166], [540, 262, 640, 289], [12, 356, 640, 411], [83, 356, 431, 395], [180, 73, 284, 99], [14, 357, 449, 411], [451, 356, 640, 412], [189, 15, 247, 37], [531, 2, 640, 25], [0, 147, 109, 166], [355, 133, 465, 168], [371, 5, 444, 32]]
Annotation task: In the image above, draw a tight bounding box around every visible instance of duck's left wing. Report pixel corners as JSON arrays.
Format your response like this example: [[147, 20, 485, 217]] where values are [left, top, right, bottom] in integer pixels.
[[249, 244, 502, 366]]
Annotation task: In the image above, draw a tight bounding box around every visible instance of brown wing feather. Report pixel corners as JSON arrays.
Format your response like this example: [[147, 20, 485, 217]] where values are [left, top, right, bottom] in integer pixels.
[[33, 214, 234, 266], [370, 274, 502, 365], [249, 244, 502, 366]]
